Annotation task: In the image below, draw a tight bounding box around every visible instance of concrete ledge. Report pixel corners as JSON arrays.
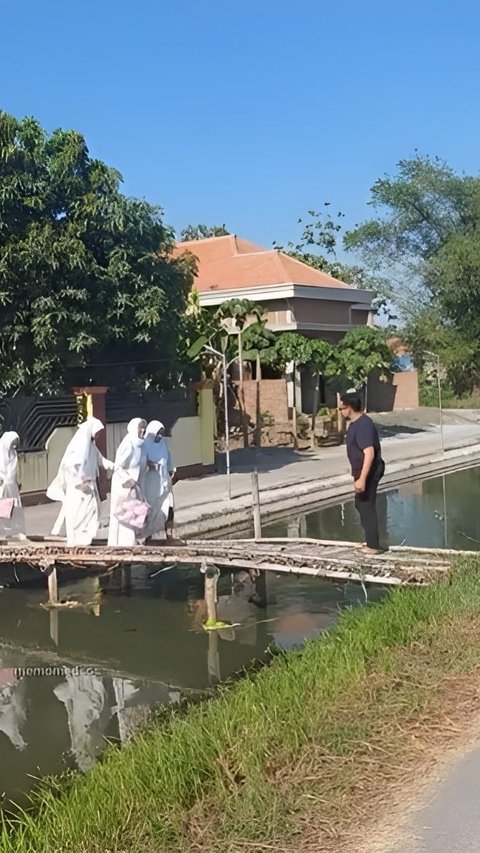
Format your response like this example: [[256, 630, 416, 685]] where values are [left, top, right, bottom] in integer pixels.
[[176, 443, 480, 539]]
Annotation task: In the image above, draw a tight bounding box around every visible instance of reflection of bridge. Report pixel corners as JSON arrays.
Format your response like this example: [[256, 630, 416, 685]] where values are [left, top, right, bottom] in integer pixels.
[[0, 537, 469, 594]]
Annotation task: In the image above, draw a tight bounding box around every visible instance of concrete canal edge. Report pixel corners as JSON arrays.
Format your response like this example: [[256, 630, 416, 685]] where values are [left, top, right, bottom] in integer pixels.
[[178, 442, 480, 538]]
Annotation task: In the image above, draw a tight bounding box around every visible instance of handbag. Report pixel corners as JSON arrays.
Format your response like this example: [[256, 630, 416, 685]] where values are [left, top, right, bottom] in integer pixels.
[[114, 487, 150, 530], [0, 498, 15, 519]]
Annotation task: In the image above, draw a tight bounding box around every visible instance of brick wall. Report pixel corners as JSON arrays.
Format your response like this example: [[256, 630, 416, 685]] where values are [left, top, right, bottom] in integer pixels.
[[367, 371, 419, 411], [232, 379, 289, 426]]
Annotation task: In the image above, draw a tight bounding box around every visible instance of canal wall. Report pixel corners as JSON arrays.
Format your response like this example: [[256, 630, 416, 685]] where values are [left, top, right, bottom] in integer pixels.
[[176, 439, 480, 538]]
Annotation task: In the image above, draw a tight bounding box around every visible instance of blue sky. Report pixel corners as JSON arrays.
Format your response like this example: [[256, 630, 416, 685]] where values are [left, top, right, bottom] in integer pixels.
[[2, 0, 480, 255]]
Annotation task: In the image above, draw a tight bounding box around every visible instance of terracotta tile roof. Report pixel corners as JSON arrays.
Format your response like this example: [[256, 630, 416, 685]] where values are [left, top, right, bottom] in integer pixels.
[[174, 234, 355, 292]]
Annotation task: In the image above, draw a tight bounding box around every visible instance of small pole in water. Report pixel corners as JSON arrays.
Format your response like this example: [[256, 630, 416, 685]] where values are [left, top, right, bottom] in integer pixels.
[[47, 565, 58, 606], [50, 609, 59, 646], [202, 559, 220, 624], [251, 469, 262, 539]]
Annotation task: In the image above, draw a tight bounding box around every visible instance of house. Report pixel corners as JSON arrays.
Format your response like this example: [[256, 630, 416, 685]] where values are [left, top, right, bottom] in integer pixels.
[[174, 234, 374, 343], [175, 234, 376, 420]]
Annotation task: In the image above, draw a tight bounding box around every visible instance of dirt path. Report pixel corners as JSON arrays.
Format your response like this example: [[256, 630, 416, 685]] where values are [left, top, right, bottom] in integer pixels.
[[354, 721, 480, 853]]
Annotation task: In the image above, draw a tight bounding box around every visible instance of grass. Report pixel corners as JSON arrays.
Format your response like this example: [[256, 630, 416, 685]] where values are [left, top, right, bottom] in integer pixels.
[[4, 558, 480, 852]]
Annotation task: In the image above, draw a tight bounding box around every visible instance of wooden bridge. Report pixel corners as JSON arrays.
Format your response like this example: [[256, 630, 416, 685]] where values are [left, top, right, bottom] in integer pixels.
[[0, 537, 474, 602]]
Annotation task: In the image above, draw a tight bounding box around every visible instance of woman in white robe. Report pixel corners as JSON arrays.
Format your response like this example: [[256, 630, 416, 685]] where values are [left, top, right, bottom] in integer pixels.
[[0, 431, 26, 539], [47, 418, 113, 547], [140, 420, 175, 542], [107, 418, 146, 547]]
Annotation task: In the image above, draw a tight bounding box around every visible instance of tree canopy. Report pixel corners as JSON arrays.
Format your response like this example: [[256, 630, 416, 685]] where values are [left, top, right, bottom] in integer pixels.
[[180, 224, 230, 241], [0, 112, 194, 394], [344, 154, 480, 391]]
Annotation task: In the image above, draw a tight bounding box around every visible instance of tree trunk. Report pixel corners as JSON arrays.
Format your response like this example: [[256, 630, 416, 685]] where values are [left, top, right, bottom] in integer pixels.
[[292, 360, 298, 449], [311, 373, 320, 448]]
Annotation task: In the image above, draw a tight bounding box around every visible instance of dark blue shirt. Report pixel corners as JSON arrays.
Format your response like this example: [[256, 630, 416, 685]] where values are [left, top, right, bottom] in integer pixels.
[[345, 414, 381, 479]]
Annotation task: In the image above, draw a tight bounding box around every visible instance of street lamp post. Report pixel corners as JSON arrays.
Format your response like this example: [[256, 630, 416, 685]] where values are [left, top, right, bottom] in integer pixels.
[[425, 351, 444, 453], [205, 343, 232, 499]]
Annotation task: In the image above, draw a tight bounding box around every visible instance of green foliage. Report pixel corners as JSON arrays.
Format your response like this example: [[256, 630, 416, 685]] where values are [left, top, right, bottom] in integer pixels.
[[336, 326, 391, 387], [241, 321, 276, 362], [258, 410, 275, 427], [185, 297, 268, 376], [215, 298, 264, 331], [0, 112, 194, 394], [276, 207, 385, 316], [264, 332, 314, 372], [308, 339, 336, 376], [180, 223, 230, 241], [345, 154, 480, 392]]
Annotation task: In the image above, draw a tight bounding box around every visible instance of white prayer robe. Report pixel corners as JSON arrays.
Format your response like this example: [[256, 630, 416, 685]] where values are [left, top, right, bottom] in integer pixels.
[[140, 420, 174, 539], [47, 418, 113, 547], [0, 431, 25, 539], [107, 418, 145, 547]]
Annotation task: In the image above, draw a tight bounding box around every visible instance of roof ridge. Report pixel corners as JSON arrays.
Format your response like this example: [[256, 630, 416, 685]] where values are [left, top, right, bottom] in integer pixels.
[[176, 234, 233, 247], [278, 250, 354, 288]]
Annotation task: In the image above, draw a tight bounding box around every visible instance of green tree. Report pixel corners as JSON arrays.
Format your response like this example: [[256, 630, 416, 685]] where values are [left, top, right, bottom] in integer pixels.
[[264, 333, 314, 443], [276, 207, 390, 320], [344, 154, 480, 391], [0, 112, 194, 395], [242, 322, 276, 380], [215, 298, 264, 385], [336, 326, 392, 409], [180, 223, 230, 241], [308, 339, 336, 429]]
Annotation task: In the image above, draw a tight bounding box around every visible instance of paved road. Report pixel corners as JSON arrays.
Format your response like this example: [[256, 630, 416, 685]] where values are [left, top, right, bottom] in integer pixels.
[[391, 746, 480, 852]]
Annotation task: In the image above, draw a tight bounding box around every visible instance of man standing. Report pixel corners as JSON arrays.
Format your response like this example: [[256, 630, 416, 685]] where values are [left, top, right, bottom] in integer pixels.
[[340, 391, 386, 555]]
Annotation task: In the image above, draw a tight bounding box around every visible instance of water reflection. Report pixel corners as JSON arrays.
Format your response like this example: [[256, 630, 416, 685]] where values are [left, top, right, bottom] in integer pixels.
[[265, 466, 480, 551], [0, 562, 365, 807]]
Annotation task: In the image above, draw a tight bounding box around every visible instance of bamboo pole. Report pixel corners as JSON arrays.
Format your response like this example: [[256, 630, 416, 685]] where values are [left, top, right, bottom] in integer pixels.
[[47, 566, 58, 605], [251, 470, 262, 539]]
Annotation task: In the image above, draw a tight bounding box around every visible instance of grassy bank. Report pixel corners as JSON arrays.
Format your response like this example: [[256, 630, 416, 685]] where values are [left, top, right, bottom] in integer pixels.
[[4, 559, 480, 853]]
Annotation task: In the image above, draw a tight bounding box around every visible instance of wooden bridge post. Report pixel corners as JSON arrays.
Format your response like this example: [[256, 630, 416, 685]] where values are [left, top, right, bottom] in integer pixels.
[[203, 560, 220, 623], [49, 609, 59, 646], [251, 470, 262, 539], [47, 566, 58, 606], [207, 630, 220, 684], [254, 570, 267, 607]]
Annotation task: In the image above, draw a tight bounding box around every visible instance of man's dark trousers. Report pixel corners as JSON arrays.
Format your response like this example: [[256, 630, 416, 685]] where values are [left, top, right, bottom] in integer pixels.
[[354, 459, 385, 549]]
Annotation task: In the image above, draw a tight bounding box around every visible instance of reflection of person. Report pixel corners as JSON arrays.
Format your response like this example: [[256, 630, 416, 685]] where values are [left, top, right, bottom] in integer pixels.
[[340, 392, 386, 555], [0, 669, 27, 751], [0, 431, 26, 539], [47, 418, 113, 546], [54, 673, 108, 772], [141, 421, 175, 542], [108, 418, 146, 547]]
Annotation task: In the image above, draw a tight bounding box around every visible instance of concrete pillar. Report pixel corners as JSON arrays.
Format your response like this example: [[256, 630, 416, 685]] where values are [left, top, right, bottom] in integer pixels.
[[71, 387, 109, 456], [193, 382, 215, 471]]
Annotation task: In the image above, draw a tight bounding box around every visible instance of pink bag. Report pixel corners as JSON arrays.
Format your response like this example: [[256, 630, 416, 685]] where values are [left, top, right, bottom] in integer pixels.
[[0, 498, 15, 519], [114, 489, 150, 530]]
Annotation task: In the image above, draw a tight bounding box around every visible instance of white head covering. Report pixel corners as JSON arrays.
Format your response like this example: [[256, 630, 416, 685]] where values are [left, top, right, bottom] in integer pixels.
[[143, 421, 172, 468], [0, 432, 19, 485], [61, 418, 104, 478], [114, 418, 145, 468], [127, 418, 145, 448], [145, 420, 164, 439], [46, 418, 104, 500]]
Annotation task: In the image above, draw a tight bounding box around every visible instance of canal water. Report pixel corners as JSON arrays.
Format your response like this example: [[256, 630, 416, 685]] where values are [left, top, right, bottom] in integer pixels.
[[1, 465, 479, 808], [264, 465, 480, 550]]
